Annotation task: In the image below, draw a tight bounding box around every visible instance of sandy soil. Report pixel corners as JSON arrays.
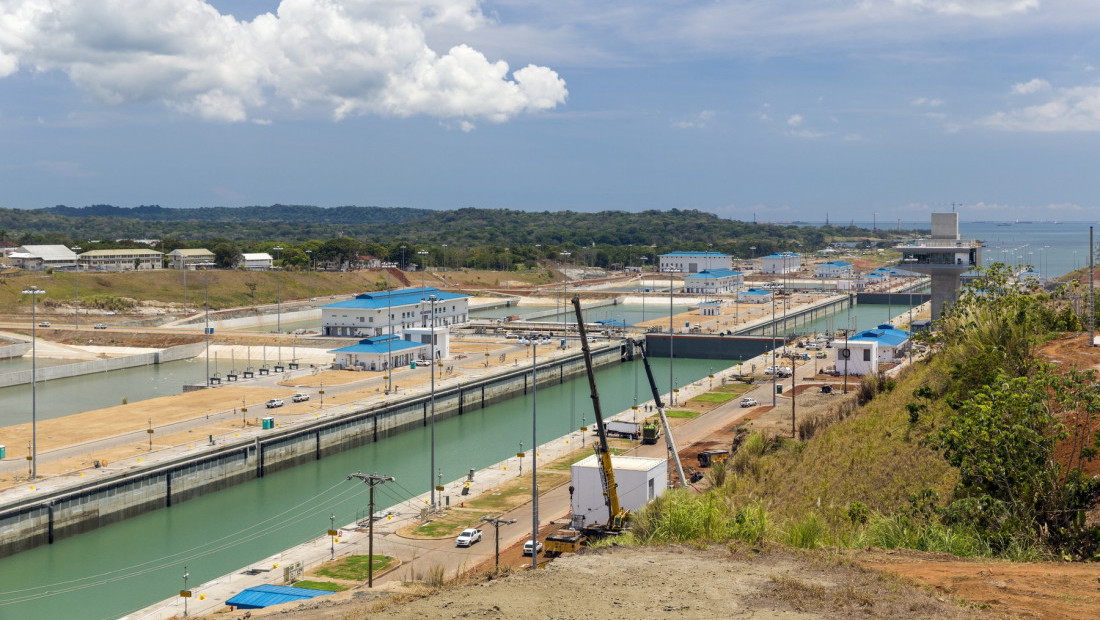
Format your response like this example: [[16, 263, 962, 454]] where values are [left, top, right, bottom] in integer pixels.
[[221, 546, 978, 620], [856, 549, 1100, 620]]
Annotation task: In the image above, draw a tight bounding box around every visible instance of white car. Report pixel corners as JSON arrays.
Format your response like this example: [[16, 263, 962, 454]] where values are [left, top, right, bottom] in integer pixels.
[[740, 397, 758, 408], [523, 539, 543, 556], [38, 321, 51, 328], [455, 528, 482, 547], [265, 398, 284, 408], [292, 392, 310, 402]]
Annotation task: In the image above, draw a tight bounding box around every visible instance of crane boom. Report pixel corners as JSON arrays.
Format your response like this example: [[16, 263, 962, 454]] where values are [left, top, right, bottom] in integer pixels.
[[571, 296, 624, 528], [637, 341, 688, 487]]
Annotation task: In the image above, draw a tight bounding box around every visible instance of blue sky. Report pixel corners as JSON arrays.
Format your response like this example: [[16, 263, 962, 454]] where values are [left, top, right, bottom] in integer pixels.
[[1, 1, 1099, 222]]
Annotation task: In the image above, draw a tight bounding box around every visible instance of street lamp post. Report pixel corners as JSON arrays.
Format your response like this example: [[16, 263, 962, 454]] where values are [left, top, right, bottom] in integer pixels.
[[527, 338, 539, 571], [559, 251, 571, 347], [442, 244, 448, 280], [640, 256, 648, 324], [426, 294, 439, 511], [22, 286, 46, 479], [668, 268, 678, 406], [771, 291, 778, 406], [198, 262, 215, 386], [418, 250, 429, 288], [400, 244, 407, 270], [273, 246, 283, 333], [386, 271, 393, 394], [305, 250, 313, 302], [71, 246, 81, 329]]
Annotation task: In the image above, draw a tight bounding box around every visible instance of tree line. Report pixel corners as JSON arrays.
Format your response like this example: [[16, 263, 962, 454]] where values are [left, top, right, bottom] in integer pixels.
[[0, 204, 909, 271]]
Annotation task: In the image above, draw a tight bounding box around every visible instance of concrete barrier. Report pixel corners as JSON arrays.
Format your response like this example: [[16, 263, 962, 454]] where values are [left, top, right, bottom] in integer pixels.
[[0, 342, 205, 388], [0, 341, 32, 361]]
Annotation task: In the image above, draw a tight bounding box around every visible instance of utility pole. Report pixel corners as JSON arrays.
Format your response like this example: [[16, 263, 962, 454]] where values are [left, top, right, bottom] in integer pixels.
[[329, 513, 336, 560], [480, 515, 517, 573], [346, 472, 395, 588], [1091, 227, 1095, 346]]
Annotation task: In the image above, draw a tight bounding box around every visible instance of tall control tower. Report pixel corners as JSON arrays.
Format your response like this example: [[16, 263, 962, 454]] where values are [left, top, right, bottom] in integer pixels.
[[895, 213, 981, 319]]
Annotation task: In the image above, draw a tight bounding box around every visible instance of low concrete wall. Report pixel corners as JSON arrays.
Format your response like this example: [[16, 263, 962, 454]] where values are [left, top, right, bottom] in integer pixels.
[[0, 344, 623, 558], [0, 342, 205, 388], [0, 341, 31, 361]]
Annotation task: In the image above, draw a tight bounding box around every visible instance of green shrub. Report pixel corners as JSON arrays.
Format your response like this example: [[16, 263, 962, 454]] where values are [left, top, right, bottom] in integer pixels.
[[786, 512, 825, 549]]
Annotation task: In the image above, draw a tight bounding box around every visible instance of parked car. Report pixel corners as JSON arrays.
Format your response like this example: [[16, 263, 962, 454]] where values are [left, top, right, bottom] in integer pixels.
[[37, 321, 50, 328], [292, 392, 310, 402], [265, 398, 284, 408], [523, 539, 543, 556], [93, 323, 107, 330], [740, 397, 758, 408]]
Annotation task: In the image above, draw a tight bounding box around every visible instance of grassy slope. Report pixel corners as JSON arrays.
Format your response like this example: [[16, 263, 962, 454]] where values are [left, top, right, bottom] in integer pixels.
[[740, 362, 957, 529]]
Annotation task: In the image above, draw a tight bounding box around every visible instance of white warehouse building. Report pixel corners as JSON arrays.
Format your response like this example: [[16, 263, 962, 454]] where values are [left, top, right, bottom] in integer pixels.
[[658, 251, 733, 274], [320, 287, 469, 341], [682, 268, 743, 294], [760, 252, 801, 274]]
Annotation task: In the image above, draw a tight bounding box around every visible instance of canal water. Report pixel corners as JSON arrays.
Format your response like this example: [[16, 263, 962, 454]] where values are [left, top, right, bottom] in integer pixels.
[[0, 356, 281, 425], [0, 357, 721, 620]]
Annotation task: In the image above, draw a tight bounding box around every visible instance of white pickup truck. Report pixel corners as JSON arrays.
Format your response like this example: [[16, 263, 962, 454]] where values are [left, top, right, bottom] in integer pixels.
[[455, 528, 483, 547]]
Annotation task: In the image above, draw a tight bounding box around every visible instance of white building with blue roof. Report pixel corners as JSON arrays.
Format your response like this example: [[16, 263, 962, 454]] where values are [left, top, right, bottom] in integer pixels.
[[816, 260, 853, 279], [329, 335, 428, 371], [760, 252, 801, 274], [835, 324, 910, 375], [320, 287, 469, 339], [737, 287, 774, 304], [683, 268, 744, 294], [659, 251, 732, 273]]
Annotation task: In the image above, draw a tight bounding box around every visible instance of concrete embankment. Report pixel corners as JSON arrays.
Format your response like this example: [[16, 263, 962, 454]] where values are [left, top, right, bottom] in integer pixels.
[[0, 342, 205, 388], [0, 342, 628, 559]]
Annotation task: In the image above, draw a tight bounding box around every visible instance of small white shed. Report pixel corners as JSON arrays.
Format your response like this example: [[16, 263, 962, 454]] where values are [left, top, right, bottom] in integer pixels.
[[570, 455, 666, 529]]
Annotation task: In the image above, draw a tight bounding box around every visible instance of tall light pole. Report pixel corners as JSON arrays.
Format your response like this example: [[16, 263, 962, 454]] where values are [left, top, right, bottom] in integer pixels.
[[771, 290, 778, 406], [527, 338, 539, 570], [198, 262, 215, 386], [305, 250, 313, 302], [417, 250, 429, 288], [426, 294, 439, 511], [273, 246, 283, 333], [22, 286, 45, 480], [400, 244, 407, 270], [559, 251, 571, 347], [386, 270, 393, 394], [640, 256, 648, 324], [71, 246, 81, 329], [441, 244, 448, 280], [668, 268, 678, 406]]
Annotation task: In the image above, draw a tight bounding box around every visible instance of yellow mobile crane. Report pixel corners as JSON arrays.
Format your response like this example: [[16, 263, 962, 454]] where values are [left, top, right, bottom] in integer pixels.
[[545, 296, 627, 555]]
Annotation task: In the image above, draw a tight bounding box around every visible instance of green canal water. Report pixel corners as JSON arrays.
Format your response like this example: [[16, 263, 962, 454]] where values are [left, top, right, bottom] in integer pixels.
[[0, 357, 721, 619]]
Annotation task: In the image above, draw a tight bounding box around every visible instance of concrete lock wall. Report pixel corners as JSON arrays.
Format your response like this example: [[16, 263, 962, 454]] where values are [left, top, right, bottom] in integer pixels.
[[0, 342, 205, 389], [0, 341, 32, 361], [0, 344, 622, 558]]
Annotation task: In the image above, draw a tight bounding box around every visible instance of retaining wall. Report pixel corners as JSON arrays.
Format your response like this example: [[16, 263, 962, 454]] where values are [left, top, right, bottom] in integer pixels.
[[0, 341, 31, 361], [0, 342, 206, 388], [0, 343, 623, 558]]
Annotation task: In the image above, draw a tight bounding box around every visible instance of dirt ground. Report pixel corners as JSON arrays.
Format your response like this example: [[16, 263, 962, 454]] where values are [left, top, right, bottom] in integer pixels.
[[855, 549, 1100, 620], [221, 545, 982, 620]]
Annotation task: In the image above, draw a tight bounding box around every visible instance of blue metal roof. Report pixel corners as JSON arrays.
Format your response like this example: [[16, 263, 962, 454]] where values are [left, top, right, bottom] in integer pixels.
[[330, 337, 426, 355], [763, 252, 800, 258], [820, 261, 852, 267], [660, 251, 731, 257], [322, 287, 468, 310], [226, 584, 332, 610], [685, 268, 742, 279], [740, 288, 773, 296], [849, 325, 910, 347]]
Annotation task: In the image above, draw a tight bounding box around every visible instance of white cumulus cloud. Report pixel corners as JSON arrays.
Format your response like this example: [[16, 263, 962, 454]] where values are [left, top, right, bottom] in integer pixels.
[[890, 0, 1038, 17], [1010, 78, 1050, 94], [983, 81, 1100, 131], [0, 0, 567, 124], [786, 114, 803, 126]]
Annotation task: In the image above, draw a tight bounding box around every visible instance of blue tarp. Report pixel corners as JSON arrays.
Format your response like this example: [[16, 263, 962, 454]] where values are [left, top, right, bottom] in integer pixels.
[[226, 584, 332, 610]]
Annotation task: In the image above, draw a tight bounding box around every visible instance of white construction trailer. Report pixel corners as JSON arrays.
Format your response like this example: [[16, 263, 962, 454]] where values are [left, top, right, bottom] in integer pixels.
[[569, 455, 667, 530]]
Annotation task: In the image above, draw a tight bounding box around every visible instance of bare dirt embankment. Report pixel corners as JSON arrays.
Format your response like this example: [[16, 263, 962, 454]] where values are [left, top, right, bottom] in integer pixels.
[[217, 546, 981, 620]]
